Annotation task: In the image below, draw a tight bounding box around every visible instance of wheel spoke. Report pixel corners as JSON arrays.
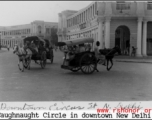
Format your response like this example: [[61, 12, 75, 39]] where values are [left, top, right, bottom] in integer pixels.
[[85, 66, 89, 72], [90, 64, 94, 69], [88, 66, 90, 73], [86, 66, 89, 73], [88, 65, 91, 72], [83, 66, 87, 72], [82, 66, 86, 71], [89, 65, 93, 72], [90, 65, 93, 69]]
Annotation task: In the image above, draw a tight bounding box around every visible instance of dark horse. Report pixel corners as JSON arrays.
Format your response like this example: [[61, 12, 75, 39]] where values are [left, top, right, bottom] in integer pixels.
[[99, 46, 121, 71]]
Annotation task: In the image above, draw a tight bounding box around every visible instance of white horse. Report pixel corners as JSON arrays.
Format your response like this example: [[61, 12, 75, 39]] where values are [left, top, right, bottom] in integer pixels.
[[13, 44, 32, 72]]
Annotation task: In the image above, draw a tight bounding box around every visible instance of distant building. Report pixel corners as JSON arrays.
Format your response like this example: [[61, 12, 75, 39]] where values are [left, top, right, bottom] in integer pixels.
[[0, 20, 58, 48], [58, 1, 152, 56]]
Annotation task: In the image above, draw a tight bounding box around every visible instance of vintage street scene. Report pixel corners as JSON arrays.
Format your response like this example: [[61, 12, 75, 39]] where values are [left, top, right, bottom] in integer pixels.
[[0, 1, 152, 101]]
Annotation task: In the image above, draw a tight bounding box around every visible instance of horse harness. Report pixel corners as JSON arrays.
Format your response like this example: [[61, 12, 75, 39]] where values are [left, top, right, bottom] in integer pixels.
[[15, 47, 27, 61], [105, 48, 117, 57]]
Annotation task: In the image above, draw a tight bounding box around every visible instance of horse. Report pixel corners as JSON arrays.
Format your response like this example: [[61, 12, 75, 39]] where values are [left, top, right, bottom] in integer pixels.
[[99, 46, 121, 71], [13, 44, 32, 72]]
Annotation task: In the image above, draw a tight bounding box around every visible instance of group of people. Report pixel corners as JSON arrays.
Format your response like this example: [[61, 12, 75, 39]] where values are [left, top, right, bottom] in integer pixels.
[[63, 43, 91, 53], [63, 43, 91, 60], [24, 41, 44, 55], [63, 41, 106, 66]]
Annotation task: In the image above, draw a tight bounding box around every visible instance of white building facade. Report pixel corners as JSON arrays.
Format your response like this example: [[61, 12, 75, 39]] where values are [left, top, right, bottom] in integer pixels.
[[0, 20, 58, 48], [58, 1, 152, 56]]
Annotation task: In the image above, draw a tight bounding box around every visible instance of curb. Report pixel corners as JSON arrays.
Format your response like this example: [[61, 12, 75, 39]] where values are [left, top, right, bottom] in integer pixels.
[[115, 60, 152, 64]]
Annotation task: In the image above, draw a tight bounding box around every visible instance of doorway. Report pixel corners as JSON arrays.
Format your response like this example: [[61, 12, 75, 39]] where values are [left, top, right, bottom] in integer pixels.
[[115, 25, 130, 55]]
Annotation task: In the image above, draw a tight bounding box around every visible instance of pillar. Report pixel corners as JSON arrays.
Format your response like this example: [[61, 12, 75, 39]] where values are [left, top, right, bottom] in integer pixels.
[[105, 17, 111, 48], [98, 18, 103, 49], [142, 20, 147, 56], [136, 17, 142, 57]]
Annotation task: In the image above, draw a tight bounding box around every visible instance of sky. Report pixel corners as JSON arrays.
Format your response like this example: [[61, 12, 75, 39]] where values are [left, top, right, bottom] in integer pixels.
[[0, 1, 93, 26]]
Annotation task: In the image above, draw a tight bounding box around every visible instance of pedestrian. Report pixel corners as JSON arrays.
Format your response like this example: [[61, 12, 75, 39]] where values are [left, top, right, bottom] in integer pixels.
[[126, 40, 130, 55], [131, 46, 137, 56]]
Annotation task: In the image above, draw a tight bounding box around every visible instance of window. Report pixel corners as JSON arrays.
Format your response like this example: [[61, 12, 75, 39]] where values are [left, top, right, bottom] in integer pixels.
[[147, 2, 152, 10], [116, 2, 130, 10], [38, 26, 42, 33]]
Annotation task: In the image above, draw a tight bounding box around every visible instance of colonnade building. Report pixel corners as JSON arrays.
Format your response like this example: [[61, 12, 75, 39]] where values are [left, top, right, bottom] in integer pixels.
[[0, 20, 58, 48], [58, 1, 152, 56]]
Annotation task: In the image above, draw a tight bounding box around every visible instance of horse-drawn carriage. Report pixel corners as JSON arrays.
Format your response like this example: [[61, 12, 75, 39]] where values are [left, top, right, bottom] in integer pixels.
[[23, 36, 47, 69], [13, 36, 48, 72], [58, 38, 121, 74], [58, 38, 98, 74]]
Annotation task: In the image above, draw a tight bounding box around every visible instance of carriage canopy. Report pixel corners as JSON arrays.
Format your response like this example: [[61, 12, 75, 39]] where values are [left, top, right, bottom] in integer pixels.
[[57, 38, 94, 46], [23, 36, 46, 45]]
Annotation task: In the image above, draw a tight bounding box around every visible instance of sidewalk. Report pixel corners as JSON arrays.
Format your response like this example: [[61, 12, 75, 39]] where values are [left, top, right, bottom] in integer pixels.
[[114, 55, 152, 64]]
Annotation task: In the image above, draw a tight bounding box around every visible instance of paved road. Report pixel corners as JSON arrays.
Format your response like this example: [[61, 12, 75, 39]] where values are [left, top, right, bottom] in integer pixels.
[[0, 49, 152, 101]]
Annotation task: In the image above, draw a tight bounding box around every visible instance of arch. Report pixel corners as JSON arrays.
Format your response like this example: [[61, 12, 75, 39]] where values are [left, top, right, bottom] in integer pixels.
[[115, 25, 130, 55]]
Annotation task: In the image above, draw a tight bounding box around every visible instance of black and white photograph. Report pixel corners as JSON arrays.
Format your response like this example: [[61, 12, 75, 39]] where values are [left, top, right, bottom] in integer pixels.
[[0, 1, 152, 102]]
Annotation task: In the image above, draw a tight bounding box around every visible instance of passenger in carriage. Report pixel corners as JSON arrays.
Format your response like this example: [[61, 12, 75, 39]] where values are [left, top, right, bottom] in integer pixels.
[[64, 46, 75, 66], [67, 46, 75, 60], [79, 44, 85, 52], [31, 41, 38, 54], [85, 43, 91, 51], [23, 41, 32, 59], [75, 45, 80, 53], [24, 41, 30, 52]]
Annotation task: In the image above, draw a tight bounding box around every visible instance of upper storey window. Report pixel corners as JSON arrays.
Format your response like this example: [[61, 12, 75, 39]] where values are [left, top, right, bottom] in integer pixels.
[[116, 1, 130, 10], [147, 2, 152, 10]]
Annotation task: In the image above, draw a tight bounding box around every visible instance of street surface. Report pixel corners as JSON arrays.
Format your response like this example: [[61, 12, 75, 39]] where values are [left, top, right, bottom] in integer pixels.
[[0, 48, 152, 101]]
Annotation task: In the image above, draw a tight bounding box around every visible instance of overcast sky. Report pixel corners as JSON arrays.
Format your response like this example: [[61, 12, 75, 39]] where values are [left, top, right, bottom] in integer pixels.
[[0, 1, 93, 26]]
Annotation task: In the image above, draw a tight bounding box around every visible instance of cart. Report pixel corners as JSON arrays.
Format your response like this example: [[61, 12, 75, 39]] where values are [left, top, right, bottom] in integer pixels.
[[58, 38, 97, 74], [23, 36, 47, 69]]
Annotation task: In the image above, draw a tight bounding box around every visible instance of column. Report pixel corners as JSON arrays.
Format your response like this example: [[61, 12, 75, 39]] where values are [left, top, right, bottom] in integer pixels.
[[105, 17, 111, 48], [136, 17, 143, 57], [91, 6, 93, 19], [98, 18, 103, 49], [142, 20, 147, 56]]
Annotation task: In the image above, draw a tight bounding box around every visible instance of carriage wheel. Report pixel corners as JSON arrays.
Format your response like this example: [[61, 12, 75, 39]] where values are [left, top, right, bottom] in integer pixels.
[[70, 67, 80, 72], [79, 53, 97, 74], [40, 51, 46, 69]]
